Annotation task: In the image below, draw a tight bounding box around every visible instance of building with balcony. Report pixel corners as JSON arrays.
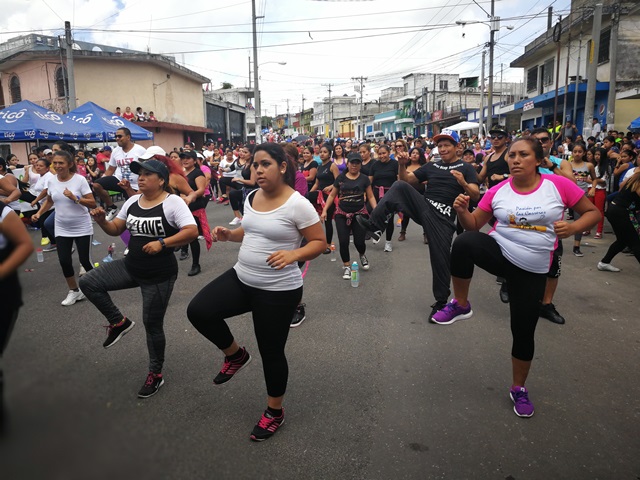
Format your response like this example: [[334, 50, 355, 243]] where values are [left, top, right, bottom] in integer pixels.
[[508, 0, 640, 134], [0, 33, 211, 152], [205, 87, 255, 143]]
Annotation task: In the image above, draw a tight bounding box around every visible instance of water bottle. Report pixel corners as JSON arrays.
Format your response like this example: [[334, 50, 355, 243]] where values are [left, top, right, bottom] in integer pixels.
[[36, 248, 44, 263], [102, 242, 116, 263], [350, 261, 359, 288], [330, 243, 336, 262]]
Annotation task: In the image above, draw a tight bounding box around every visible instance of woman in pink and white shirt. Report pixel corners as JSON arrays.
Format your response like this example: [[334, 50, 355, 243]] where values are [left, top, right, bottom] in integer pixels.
[[431, 137, 600, 418]]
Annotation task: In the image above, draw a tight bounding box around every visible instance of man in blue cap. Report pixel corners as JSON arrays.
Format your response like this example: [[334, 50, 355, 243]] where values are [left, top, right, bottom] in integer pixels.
[[358, 129, 480, 320]]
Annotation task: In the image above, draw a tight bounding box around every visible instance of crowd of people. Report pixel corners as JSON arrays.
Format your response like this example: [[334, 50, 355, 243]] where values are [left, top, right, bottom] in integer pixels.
[[1, 121, 639, 439]]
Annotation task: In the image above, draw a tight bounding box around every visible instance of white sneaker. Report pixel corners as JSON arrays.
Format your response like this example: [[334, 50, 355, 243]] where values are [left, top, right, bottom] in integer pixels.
[[384, 241, 393, 252], [229, 217, 242, 225], [78, 266, 87, 277], [597, 262, 620, 272], [105, 208, 118, 222], [61, 289, 86, 306], [342, 266, 351, 280], [123, 247, 129, 256]]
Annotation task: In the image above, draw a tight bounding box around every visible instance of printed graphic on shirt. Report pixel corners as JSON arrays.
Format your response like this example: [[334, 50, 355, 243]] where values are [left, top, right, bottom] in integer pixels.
[[126, 214, 166, 237], [506, 208, 548, 232], [427, 199, 452, 217]]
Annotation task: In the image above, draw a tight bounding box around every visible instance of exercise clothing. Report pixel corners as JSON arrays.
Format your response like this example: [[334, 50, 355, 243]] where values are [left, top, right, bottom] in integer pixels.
[[369, 159, 398, 188], [186, 168, 207, 211], [478, 174, 585, 273], [235, 190, 319, 291], [315, 162, 335, 190], [333, 173, 370, 213], [484, 150, 509, 188], [116, 193, 196, 282], [46, 173, 93, 237], [108, 144, 146, 190]]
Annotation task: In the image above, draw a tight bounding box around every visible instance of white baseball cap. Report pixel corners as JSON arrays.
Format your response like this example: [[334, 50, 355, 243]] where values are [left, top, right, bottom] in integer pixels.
[[139, 145, 167, 160]]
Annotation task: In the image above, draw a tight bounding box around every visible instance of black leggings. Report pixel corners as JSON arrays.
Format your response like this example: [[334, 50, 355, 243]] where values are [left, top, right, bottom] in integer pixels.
[[451, 231, 546, 361], [219, 177, 242, 196], [334, 214, 367, 263], [372, 188, 395, 241], [307, 191, 334, 244], [37, 209, 55, 242], [187, 268, 302, 397], [601, 204, 640, 264], [229, 188, 244, 212], [181, 216, 201, 267], [56, 235, 93, 278]]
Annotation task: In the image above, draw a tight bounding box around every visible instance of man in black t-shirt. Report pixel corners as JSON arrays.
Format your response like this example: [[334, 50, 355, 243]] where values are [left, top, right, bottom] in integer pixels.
[[358, 129, 480, 320]]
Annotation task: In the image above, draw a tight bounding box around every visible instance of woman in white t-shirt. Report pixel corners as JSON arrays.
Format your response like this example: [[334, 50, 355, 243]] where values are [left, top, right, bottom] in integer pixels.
[[431, 137, 600, 418], [32, 151, 97, 306], [187, 143, 326, 442]]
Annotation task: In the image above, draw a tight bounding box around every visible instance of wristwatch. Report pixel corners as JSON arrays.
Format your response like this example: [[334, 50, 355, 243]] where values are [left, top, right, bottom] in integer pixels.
[[158, 237, 166, 249], [503, 173, 508, 179], [75, 196, 81, 204]]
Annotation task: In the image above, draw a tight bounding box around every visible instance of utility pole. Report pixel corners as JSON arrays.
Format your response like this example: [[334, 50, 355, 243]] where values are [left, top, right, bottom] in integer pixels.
[[322, 83, 333, 138], [606, 1, 620, 132], [582, 3, 603, 139], [352, 76, 367, 139], [251, 0, 263, 143], [487, 0, 495, 129], [552, 17, 562, 131], [479, 50, 486, 140], [64, 21, 77, 110], [498, 63, 503, 124], [248, 56, 251, 89], [562, 32, 571, 127], [573, 29, 583, 124]]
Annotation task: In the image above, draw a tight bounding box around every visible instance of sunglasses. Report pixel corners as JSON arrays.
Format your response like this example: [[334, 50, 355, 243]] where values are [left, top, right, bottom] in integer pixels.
[[537, 137, 551, 143], [490, 135, 506, 140], [115, 135, 124, 139], [395, 144, 404, 148]]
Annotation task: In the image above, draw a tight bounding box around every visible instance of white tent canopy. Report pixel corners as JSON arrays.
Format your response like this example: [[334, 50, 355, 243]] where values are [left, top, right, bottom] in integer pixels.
[[447, 121, 480, 131]]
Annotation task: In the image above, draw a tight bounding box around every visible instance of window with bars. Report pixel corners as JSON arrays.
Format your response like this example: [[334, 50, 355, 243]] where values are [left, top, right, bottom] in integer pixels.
[[598, 28, 611, 64], [10, 75, 21, 103], [543, 58, 555, 86], [55, 65, 67, 98], [439, 79, 448, 91], [526, 67, 538, 92]]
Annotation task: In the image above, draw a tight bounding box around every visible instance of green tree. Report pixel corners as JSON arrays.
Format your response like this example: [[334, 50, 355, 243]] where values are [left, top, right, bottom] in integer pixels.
[[221, 82, 233, 89]]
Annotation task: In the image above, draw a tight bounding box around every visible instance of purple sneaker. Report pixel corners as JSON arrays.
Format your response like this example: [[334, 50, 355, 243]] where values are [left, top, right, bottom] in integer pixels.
[[509, 386, 535, 418], [430, 299, 473, 325]]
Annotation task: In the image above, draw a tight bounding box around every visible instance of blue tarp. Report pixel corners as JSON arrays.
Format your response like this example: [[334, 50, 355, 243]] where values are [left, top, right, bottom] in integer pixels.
[[628, 116, 640, 133], [66, 102, 154, 141], [0, 100, 95, 142]]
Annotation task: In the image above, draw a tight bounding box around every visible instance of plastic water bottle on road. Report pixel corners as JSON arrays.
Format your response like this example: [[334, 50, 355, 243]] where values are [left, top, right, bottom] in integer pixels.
[[36, 248, 44, 262], [330, 243, 336, 262], [103, 242, 116, 263], [350, 261, 359, 287]]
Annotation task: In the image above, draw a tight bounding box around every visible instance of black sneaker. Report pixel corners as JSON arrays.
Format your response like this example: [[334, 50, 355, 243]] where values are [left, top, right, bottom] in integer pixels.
[[539, 303, 565, 325], [187, 264, 201, 276], [290, 304, 306, 328], [138, 372, 164, 398], [573, 247, 584, 257], [499, 281, 509, 303], [213, 347, 252, 385], [250, 408, 285, 442], [103, 318, 135, 348], [179, 248, 190, 261], [429, 301, 447, 322], [360, 254, 370, 270], [355, 215, 382, 244]]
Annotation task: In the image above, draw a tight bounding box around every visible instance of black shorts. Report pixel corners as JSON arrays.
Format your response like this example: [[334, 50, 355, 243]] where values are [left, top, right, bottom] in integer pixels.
[[95, 176, 131, 197], [547, 241, 563, 278]]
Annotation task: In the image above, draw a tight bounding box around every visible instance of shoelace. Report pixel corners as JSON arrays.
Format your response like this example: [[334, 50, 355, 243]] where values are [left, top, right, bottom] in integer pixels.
[[220, 352, 243, 374], [257, 412, 277, 430], [144, 373, 157, 386], [513, 389, 530, 405]]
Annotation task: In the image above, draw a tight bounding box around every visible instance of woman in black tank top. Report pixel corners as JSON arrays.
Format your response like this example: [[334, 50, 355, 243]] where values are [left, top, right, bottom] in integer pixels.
[[308, 144, 339, 252]]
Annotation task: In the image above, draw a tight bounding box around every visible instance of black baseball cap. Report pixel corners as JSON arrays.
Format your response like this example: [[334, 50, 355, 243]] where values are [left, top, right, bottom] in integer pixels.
[[130, 159, 169, 182], [347, 153, 363, 163], [489, 125, 509, 136], [179, 150, 197, 160]]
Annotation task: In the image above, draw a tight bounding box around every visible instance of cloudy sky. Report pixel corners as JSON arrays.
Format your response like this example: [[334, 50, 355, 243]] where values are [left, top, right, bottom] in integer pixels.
[[2, 0, 571, 116]]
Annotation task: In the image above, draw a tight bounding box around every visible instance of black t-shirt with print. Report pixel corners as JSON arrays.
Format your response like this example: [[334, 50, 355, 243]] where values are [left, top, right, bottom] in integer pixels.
[[333, 172, 370, 213], [413, 160, 478, 218], [316, 161, 335, 190]]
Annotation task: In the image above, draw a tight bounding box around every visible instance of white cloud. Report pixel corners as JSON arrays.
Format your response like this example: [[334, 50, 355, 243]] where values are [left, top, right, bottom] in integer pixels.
[[1, 0, 572, 116]]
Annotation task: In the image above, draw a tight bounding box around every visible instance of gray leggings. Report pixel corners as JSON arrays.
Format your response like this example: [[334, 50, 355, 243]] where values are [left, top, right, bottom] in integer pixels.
[[79, 260, 176, 374]]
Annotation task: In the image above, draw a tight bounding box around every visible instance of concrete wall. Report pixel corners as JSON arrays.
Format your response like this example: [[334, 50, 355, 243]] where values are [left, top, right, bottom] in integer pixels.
[[614, 99, 640, 132], [74, 59, 204, 126], [0, 60, 67, 109]]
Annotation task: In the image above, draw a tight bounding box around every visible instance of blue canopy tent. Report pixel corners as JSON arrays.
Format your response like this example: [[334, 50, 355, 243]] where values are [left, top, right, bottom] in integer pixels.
[[0, 100, 95, 142], [628, 116, 640, 133], [66, 102, 154, 141]]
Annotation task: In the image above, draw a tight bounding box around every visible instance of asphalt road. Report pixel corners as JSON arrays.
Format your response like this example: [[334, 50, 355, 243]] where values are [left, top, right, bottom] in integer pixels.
[[1, 200, 639, 480]]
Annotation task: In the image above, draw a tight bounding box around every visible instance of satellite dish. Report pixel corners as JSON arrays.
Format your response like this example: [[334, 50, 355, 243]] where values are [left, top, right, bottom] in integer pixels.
[[92, 46, 103, 52], [72, 43, 82, 50]]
